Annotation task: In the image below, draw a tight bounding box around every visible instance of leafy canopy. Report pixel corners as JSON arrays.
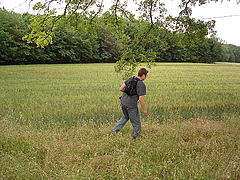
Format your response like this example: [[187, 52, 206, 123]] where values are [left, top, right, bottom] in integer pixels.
[[23, 0, 240, 77]]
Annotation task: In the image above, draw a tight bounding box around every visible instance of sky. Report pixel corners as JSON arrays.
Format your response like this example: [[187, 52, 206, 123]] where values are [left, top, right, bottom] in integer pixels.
[[0, 0, 240, 46], [163, 0, 240, 46]]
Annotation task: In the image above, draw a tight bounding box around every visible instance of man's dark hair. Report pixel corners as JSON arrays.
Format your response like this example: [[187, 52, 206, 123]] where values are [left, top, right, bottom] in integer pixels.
[[138, 68, 148, 77]]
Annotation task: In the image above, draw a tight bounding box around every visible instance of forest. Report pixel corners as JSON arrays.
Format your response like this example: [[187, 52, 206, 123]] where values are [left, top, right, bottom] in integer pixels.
[[0, 8, 240, 65]]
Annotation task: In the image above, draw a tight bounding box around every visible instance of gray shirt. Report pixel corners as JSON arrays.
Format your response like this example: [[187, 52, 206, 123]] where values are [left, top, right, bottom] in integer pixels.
[[121, 77, 146, 108]]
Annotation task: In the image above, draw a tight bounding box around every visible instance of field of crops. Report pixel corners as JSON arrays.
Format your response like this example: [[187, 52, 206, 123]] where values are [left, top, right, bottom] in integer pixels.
[[0, 63, 239, 179]]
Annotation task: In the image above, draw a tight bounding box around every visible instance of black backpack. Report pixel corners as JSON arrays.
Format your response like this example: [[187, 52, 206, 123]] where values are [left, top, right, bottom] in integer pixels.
[[124, 77, 140, 96]]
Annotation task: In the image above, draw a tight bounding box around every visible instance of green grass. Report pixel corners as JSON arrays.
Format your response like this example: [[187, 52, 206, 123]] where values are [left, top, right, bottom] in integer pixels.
[[0, 63, 240, 179]]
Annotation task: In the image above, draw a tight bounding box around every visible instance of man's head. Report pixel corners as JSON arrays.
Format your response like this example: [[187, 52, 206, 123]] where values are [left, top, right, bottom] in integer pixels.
[[138, 68, 148, 80]]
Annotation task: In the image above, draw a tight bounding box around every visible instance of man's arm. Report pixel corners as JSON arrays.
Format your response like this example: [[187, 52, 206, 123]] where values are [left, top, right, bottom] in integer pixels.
[[119, 83, 126, 92], [139, 96, 148, 115]]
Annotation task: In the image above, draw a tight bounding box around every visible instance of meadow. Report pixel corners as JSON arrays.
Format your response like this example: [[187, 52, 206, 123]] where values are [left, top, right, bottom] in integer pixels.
[[0, 63, 239, 179]]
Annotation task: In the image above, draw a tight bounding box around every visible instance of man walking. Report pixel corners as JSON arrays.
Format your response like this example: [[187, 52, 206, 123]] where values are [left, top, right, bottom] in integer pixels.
[[112, 68, 148, 139]]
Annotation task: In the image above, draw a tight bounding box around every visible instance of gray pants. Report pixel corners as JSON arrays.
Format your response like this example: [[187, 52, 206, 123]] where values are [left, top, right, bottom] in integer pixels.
[[112, 104, 141, 138]]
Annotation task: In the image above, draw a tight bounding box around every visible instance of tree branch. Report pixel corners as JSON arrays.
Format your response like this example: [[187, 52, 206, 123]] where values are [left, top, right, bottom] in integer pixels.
[[114, 0, 120, 26], [149, 0, 154, 26], [90, 0, 104, 23]]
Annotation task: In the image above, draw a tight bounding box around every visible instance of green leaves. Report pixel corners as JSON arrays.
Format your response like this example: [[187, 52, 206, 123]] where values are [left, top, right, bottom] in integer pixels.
[[2, 1, 239, 68], [21, 0, 229, 78], [22, 9, 60, 48], [114, 50, 139, 79], [32, 2, 45, 10]]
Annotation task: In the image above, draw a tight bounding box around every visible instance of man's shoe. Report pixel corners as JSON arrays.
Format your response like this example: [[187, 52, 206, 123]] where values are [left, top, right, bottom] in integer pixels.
[[132, 133, 140, 140], [112, 129, 119, 134]]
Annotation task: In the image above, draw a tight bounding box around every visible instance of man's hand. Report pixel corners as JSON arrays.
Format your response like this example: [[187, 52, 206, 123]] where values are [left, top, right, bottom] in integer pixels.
[[143, 110, 149, 116], [119, 83, 126, 92], [139, 96, 148, 116]]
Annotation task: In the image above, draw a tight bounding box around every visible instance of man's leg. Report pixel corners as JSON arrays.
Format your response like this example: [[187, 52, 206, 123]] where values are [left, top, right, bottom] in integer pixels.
[[129, 108, 141, 139], [112, 105, 129, 132]]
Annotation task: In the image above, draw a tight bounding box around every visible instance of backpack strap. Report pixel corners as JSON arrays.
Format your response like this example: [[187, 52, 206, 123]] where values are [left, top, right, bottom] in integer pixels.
[[133, 76, 140, 82]]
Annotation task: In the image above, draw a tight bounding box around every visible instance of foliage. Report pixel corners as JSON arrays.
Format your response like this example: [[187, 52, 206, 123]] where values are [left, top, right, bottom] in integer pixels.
[[221, 44, 240, 63], [20, 0, 240, 76], [0, 8, 240, 67]]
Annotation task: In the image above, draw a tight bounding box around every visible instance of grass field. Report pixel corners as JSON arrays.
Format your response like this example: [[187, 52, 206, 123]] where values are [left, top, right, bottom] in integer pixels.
[[0, 63, 239, 179]]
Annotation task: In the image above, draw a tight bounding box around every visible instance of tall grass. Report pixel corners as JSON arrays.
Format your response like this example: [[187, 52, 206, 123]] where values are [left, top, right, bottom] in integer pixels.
[[1, 117, 239, 179], [0, 63, 239, 179], [1, 63, 239, 127]]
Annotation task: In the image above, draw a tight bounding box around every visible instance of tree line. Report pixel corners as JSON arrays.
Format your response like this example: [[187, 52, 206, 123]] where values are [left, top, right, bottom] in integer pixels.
[[0, 8, 239, 65]]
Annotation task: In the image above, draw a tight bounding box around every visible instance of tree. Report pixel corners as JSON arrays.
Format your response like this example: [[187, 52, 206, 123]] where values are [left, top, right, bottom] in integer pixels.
[[222, 44, 240, 62], [2, 1, 238, 69], [0, 7, 232, 66], [0, 9, 31, 64], [22, 0, 239, 76]]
